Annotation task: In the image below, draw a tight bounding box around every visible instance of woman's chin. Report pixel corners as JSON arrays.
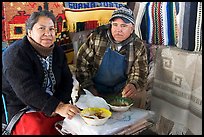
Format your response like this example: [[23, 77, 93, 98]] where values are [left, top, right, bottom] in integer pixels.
[[41, 43, 53, 48]]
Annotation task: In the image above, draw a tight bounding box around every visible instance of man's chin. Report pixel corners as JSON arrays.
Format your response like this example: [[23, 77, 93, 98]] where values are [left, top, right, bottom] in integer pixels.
[[114, 38, 124, 43]]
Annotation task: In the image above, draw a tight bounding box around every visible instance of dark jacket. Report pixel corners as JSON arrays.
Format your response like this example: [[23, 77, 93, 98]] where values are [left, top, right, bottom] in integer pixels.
[[2, 36, 73, 123]]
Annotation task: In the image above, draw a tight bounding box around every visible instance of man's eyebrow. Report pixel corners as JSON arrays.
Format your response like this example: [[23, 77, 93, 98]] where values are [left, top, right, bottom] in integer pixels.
[[112, 22, 126, 24]]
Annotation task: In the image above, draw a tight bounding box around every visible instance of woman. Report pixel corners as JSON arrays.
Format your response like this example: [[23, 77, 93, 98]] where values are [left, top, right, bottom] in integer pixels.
[[2, 10, 80, 135]]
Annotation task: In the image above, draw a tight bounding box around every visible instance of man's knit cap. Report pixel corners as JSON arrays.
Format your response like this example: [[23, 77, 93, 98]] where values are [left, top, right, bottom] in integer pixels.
[[109, 5, 135, 25]]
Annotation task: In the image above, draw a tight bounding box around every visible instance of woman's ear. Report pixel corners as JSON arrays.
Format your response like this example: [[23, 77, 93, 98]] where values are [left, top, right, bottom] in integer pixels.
[[27, 29, 31, 37]]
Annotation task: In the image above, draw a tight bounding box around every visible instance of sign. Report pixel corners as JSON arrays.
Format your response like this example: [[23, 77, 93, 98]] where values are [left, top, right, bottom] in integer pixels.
[[64, 2, 127, 32]]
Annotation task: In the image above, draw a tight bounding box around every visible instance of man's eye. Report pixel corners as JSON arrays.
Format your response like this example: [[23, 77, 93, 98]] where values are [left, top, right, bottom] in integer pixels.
[[121, 24, 127, 28], [112, 23, 118, 27]]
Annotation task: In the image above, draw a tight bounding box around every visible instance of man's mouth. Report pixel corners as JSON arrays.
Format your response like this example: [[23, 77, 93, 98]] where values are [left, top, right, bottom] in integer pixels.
[[115, 35, 123, 37]]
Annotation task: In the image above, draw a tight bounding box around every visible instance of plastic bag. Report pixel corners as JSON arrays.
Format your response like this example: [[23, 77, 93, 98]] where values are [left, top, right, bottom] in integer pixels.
[[75, 89, 110, 110], [71, 75, 79, 104]]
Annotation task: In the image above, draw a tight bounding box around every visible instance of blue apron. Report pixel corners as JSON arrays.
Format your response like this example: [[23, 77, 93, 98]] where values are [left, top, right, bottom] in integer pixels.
[[93, 47, 127, 95]]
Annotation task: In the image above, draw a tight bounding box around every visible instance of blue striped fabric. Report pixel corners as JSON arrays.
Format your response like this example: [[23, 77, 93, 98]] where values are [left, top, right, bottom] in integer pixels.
[[176, 2, 202, 52], [137, 2, 202, 52], [140, 2, 178, 46]]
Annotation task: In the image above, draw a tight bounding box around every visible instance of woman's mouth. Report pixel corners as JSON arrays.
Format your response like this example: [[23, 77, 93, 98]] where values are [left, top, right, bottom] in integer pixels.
[[42, 39, 52, 41]]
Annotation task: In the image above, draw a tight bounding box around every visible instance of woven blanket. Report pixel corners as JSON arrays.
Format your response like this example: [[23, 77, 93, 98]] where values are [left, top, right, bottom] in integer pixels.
[[176, 2, 202, 52], [135, 2, 178, 46], [134, 2, 202, 52], [151, 46, 202, 135]]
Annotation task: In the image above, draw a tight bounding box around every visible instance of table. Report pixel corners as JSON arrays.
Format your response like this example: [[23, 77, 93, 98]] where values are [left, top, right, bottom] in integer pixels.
[[55, 107, 155, 135]]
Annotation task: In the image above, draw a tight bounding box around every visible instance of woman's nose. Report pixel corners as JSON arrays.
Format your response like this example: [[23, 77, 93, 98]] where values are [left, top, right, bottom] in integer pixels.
[[44, 29, 51, 36]]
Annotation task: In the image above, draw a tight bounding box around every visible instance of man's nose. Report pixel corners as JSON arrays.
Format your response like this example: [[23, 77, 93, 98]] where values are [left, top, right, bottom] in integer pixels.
[[116, 26, 123, 32]]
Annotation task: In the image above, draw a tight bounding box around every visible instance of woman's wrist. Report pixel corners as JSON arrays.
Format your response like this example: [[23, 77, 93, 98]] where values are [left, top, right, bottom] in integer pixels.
[[54, 101, 64, 115]]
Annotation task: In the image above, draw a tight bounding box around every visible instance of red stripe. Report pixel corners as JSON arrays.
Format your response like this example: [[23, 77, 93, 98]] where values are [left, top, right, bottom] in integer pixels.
[[157, 2, 162, 45]]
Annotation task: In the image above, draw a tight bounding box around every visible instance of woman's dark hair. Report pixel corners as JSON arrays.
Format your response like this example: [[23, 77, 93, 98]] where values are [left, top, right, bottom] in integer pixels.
[[25, 10, 56, 35]]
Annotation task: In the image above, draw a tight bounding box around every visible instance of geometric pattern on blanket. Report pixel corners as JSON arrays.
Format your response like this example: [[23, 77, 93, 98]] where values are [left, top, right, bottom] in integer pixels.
[[150, 46, 202, 135]]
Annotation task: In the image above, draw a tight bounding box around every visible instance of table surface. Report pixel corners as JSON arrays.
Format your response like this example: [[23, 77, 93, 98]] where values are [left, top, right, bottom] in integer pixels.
[[55, 107, 155, 135]]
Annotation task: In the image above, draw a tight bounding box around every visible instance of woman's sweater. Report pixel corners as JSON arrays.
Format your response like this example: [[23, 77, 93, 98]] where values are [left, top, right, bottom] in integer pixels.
[[2, 36, 73, 122]]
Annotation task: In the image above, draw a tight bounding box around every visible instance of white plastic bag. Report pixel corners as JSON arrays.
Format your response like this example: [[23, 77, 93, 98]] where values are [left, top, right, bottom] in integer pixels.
[[71, 75, 79, 104], [75, 89, 109, 110]]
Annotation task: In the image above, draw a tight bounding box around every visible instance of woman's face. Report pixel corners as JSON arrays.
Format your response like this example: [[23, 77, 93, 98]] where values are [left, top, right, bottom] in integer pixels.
[[28, 16, 56, 48], [111, 18, 134, 42]]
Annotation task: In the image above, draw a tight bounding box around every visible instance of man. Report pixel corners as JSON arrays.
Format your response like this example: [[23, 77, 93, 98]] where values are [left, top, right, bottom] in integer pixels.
[[76, 6, 148, 108]]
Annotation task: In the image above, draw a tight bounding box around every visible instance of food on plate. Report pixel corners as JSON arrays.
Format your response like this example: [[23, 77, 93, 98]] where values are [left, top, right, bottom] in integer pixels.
[[106, 96, 134, 111], [83, 110, 105, 119], [80, 107, 112, 126], [110, 100, 130, 106]]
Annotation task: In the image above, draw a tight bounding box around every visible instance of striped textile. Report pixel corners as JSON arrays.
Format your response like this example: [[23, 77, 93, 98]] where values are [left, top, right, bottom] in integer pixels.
[[176, 2, 202, 52], [135, 2, 202, 51], [141, 2, 178, 46], [194, 2, 202, 52]]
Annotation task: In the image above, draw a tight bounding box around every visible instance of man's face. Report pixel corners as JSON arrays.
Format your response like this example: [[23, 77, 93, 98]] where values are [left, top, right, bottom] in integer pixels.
[[111, 18, 134, 43], [28, 16, 56, 48]]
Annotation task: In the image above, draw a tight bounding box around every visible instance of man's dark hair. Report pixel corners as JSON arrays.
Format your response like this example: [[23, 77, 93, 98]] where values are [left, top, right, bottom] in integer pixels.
[[25, 10, 56, 35]]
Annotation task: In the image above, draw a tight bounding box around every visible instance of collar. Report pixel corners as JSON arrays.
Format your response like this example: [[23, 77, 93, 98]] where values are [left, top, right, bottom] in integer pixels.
[[27, 36, 54, 58]]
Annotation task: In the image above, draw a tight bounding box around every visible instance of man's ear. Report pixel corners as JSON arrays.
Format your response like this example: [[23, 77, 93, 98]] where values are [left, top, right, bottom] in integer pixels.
[[131, 25, 135, 33]]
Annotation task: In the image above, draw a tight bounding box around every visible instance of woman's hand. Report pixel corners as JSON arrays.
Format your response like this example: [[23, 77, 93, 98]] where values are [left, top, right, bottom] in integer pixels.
[[121, 83, 138, 99], [54, 102, 80, 119]]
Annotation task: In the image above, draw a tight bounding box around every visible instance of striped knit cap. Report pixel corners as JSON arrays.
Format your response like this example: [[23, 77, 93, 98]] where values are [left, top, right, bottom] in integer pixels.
[[109, 5, 135, 25]]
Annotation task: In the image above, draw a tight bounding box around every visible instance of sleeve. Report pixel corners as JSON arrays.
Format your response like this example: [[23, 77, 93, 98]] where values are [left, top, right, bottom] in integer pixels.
[[53, 48, 73, 104], [75, 33, 95, 89], [127, 40, 149, 90]]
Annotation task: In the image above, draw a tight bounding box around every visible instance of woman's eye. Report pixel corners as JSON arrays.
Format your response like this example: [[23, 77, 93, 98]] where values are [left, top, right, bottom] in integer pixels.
[[50, 28, 55, 31], [39, 27, 44, 30]]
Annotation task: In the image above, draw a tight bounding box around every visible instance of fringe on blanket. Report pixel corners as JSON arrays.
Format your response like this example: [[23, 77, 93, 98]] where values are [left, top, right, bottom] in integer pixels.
[[169, 122, 188, 135]]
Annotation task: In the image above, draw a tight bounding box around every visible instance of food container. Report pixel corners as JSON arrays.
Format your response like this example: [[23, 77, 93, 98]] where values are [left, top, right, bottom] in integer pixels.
[[107, 96, 134, 112], [80, 107, 112, 126]]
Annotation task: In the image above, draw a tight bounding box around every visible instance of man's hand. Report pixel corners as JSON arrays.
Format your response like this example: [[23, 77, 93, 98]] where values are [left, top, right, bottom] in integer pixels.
[[121, 83, 137, 99], [88, 86, 99, 96]]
